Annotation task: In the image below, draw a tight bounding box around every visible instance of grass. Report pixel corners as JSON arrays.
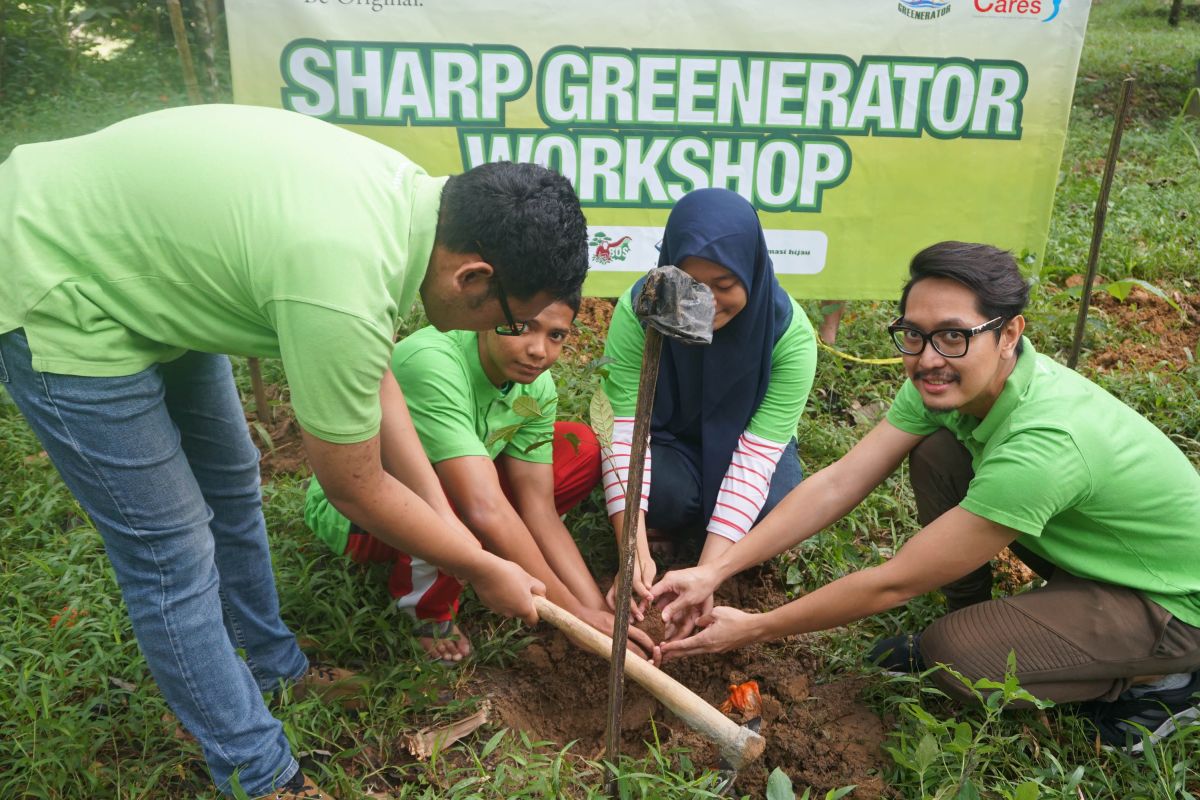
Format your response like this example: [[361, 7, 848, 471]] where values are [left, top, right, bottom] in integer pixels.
[[2, 1, 1199, 797]]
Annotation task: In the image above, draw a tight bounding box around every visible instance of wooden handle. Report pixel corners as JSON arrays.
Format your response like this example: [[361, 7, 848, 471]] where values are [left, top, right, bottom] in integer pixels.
[[532, 596, 765, 769]]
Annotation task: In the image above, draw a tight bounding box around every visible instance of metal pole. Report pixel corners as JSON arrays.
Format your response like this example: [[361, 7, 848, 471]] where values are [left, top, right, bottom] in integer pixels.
[[1067, 77, 1135, 370]]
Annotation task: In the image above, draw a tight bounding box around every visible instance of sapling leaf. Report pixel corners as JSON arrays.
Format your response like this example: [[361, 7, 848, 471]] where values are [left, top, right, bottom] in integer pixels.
[[589, 389, 615, 449], [522, 437, 554, 454], [512, 396, 543, 418], [485, 424, 523, 447]]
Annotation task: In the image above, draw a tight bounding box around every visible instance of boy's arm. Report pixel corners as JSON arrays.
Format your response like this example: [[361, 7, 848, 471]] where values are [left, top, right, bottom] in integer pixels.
[[436, 454, 577, 604], [436, 454, 655, 654], [302, 428, 544, 623], [499, 455, 607, 611]]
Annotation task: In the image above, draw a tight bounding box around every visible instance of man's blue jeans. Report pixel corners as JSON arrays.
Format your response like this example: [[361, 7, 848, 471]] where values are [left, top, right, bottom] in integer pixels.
[[0, 329, 307, 796]]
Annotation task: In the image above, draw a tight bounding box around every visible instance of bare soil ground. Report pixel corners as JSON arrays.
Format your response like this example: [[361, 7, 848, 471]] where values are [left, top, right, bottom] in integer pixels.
[[1082, 283, 1200, 373], [472, 565, 888, 799]]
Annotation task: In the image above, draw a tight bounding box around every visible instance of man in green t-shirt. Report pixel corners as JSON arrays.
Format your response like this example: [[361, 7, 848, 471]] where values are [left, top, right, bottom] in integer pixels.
[[0, 105, 588, 799], [304, 298, 654, 662], [649, 242, 1200, 753]]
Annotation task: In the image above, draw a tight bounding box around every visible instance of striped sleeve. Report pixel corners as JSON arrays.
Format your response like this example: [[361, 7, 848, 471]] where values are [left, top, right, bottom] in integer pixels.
[[707, 430, 786, 542], [601, 417, 652, 516]]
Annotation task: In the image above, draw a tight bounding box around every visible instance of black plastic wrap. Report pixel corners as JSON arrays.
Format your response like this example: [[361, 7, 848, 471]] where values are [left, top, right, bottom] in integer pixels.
[[633, 265, 715, 345]]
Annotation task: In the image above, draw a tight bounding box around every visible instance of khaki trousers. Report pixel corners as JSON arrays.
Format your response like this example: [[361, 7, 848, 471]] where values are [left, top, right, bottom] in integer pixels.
[[909, 429, 1200, 703]]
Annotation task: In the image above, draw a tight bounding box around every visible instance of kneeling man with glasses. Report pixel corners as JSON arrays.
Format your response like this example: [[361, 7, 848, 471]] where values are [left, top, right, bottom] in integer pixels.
[[649, 241, 1200, 753]]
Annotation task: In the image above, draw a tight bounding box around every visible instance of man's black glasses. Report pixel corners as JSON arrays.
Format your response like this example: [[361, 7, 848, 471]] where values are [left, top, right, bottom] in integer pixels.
[[477, 240, 526, 336], [887, 316, 1005, 358]]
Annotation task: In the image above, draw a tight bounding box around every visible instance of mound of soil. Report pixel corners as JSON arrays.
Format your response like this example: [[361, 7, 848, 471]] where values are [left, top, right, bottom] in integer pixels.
[[470, 566, 888, 798]]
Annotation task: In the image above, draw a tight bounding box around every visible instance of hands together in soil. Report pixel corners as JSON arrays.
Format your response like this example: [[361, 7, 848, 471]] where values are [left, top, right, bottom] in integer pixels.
[[604, 547, 657, 623]]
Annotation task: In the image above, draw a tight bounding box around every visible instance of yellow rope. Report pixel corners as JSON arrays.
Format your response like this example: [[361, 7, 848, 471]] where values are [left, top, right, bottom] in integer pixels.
[[816, 339, 903, 365]]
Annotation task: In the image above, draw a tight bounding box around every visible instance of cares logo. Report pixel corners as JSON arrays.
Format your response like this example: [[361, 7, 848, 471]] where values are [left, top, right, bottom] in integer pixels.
[[589, 232, 633, 264], [974, 0, 1063, 21]]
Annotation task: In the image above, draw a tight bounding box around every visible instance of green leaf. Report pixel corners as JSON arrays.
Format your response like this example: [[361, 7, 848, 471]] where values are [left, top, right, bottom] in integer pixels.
[[589, 389, 615, 449], [1064, 277, 1186, 320], [512, 395, 543, 418], [252, 421, 275, 453], [914, 732, 939, 772], [956, 779, 981, 800], [522, 437, 554, 454], [485, 423, 523, 447], [562, 431, 581, 454], [765, 767, 796, 800], [953, 721, 973, 748], [1013, 780, 1041, 800], [825, 787, 857, 800], [480, 729, 506, 758]]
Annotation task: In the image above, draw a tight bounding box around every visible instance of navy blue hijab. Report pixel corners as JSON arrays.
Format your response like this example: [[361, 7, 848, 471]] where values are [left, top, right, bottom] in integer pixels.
[[633, 188, 793, 523]]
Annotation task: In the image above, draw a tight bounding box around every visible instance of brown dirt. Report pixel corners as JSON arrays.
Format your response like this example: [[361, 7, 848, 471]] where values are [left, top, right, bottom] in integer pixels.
[[469, 566, 888, 798], [1082, 283, 1200, 373], [563, 296, 617, 366]]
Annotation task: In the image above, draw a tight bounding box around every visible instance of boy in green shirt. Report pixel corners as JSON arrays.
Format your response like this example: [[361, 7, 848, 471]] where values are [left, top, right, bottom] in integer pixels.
[[306, 298, 654, 661], [651, 242, 1200, 753]]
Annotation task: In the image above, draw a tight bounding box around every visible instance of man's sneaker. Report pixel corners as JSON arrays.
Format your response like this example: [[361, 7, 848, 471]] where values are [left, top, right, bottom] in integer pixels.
[[1082, 671, 1200, 755], [253, 771, 335, 799], [867, 633, 926, 676], [288, 662, 368, 708]]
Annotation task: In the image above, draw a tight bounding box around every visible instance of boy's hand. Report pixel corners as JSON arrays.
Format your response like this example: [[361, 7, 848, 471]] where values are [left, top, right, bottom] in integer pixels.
[[467, 553, 546, 624]]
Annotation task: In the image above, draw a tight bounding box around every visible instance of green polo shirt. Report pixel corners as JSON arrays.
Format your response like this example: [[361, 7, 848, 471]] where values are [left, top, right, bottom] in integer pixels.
[[305, 327, 557, 554], [887, 338, 1200, 626], [601, 288, 817, 443], [389, 327, 557, 464], [0, 104, 445, 443]]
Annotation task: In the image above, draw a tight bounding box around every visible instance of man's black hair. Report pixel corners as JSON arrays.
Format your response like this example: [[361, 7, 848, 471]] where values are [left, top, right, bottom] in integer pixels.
[[436, 161, 589, 301], [899, 241, 1029, 353]]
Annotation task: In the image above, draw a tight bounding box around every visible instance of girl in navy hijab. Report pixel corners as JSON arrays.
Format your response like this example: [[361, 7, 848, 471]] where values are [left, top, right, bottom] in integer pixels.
[[599, 189, 818, 629]]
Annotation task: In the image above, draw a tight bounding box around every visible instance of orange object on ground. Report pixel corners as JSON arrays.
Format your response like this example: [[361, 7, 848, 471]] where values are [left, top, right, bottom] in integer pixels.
[[719, 680, 762, 717]]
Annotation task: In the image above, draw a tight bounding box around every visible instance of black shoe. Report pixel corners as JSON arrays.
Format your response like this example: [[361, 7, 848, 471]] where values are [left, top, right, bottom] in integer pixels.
[[867, 633, 926, 675], [1082, 671, 1200, 755]]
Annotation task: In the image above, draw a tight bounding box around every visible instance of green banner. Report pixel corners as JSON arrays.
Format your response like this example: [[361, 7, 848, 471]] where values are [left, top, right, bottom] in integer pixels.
[[227, 0, 1091, 298]]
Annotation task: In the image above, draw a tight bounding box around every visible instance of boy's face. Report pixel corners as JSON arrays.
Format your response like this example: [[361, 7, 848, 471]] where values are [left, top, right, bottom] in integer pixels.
[[480, 301, 575, 384], [898, 276, 1022, 418]]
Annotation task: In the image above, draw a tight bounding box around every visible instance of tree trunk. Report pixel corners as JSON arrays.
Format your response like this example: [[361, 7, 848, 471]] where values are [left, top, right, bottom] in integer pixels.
[[1168, 0, 1183, 26], [194, 0, 221, 100], [167, 0, 203, 104]]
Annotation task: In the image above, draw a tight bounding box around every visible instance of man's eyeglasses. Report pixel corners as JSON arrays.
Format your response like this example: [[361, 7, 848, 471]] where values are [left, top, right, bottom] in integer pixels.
[[887, 316, 1006, 358], [476, 240, 526, 336], [492, 273, 527, 337]]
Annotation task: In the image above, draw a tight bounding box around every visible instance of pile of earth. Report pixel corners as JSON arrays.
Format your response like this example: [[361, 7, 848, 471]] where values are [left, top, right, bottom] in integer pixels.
[[470, 564, 888, 799]]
